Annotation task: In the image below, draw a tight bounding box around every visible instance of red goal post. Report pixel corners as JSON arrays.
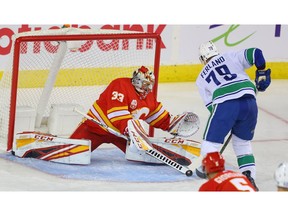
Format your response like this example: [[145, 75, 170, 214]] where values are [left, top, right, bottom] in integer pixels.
[[0, 27, 162, 152]]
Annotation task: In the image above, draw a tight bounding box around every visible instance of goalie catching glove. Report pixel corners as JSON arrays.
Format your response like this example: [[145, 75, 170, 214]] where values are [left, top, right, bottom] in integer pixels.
[[168, 112, 200, 137], [255, 68, 271, 92]]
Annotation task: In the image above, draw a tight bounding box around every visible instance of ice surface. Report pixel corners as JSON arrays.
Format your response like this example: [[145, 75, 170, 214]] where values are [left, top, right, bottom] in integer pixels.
[[0, 80, 287, 215]]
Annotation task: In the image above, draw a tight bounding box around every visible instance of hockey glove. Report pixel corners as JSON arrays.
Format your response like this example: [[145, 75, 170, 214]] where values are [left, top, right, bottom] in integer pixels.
[[255, 68, 271, 92], [168, 112, 200, 137]]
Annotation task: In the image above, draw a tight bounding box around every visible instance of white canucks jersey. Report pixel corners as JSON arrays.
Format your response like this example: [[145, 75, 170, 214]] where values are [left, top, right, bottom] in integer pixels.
[[196, 49, 257, 112]]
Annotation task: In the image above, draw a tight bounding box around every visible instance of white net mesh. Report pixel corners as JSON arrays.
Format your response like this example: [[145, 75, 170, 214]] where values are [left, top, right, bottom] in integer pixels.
[[0, 28, 160, 151]]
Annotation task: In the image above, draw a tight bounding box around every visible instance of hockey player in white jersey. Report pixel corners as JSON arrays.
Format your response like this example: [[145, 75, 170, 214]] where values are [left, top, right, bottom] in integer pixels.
[[195, 41, 271, 191]]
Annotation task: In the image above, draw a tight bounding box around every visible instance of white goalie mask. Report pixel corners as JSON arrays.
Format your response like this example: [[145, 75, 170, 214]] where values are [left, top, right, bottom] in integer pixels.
[[199, 41, 219, 64], [132, 66, 155, 99], [274, 162, 288, 189]]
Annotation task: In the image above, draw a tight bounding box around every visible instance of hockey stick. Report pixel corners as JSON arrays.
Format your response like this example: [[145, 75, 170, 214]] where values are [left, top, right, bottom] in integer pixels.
[[73, 109, 201, 148], [187, 132, 232, 174], [74, 108, 127, 140], [220, 133, 232, 154], [219, 90, 259, 155], [128, 119, 193, 176], [73, 108, 193, 176]]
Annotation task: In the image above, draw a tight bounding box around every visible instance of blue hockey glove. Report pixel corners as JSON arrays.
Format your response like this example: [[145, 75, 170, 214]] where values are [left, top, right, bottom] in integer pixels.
[[255, 68, 271, 92]]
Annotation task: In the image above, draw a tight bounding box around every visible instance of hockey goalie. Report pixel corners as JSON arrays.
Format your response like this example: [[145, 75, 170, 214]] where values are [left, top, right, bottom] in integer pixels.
[[13, 66, 201, 174]]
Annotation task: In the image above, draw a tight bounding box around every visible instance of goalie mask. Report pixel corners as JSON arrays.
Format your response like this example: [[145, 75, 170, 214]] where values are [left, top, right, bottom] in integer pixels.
[[202, 151, 225, 174], [274, 162, 288, 189], [132, 66, 155, 99], [199, 41, 219, 64]]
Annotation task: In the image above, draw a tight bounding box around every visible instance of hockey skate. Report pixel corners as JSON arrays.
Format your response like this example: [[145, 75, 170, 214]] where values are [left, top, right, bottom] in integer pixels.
[[242, 170, 259, 191]]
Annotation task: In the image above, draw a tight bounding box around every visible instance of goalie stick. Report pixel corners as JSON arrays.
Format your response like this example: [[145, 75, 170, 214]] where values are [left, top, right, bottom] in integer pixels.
[[73, 108, 193, 176], [73, 109, 201, 149], [128, 119, 193, 176]]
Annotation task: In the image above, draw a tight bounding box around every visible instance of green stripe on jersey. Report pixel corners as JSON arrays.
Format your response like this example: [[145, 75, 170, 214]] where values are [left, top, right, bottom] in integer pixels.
[[245, 48, 256, 65], [213, 80, 256, 101], [237, 154, 255, 167]]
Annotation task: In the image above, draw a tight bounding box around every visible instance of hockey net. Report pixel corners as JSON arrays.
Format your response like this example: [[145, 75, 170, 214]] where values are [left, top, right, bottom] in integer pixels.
[[0, 27, 161, 152]]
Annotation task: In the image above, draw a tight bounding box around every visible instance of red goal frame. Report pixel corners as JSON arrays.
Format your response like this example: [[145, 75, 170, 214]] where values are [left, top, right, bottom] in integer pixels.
[[7, 32, 162, 151]]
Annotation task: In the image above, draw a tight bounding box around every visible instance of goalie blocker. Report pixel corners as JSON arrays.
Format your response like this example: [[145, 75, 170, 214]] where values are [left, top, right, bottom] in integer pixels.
[[13, 131, 91, 165]]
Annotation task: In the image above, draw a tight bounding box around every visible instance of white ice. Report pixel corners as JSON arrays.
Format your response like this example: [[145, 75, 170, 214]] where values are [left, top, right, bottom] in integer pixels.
[[0, 80, 287, 215]]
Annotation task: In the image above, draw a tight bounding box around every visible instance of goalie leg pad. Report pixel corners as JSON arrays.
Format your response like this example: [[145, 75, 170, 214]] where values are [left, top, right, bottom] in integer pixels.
[[127, 119, 201, 165], [126, 119, 162, 163], [125, 142, 163, 164], [13, 131, 91, 165], [125, 140, 200, 166], [151, 139, 200, 166]]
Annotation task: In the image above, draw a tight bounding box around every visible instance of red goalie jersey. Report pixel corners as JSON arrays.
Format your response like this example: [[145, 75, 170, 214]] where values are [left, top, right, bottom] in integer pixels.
[[70, 67, 172, 153], [89, 77, 171, 135]]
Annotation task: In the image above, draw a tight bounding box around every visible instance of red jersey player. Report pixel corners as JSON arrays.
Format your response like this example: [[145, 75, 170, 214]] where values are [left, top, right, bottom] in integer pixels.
[[13, 66, 200, 166], [199, 152, 257, 191], [70, 66, 199, 163]]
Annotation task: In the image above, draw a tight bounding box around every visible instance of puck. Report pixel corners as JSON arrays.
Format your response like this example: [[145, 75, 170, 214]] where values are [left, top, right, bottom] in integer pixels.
[[186, 170, 193, 176]]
